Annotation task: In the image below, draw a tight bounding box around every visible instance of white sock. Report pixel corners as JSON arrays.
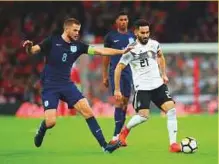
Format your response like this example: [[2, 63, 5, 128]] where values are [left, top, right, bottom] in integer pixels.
[[166, 108, 178, 145], [112, 135, 119, 141], [127, 114, 148, 129]]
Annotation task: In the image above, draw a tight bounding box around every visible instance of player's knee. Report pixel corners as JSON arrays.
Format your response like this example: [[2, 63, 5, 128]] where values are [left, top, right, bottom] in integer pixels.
[[137, 114, 148, 123], [44, 109, 57, 128], [74, 98, 94, 118], [80, 107, 94, 119], [122, 100, 128, 110], [138, 109, 150, 119], [45, 118, 56, 128], [114, 101, 123, 108], [161, 101, 175, 112]]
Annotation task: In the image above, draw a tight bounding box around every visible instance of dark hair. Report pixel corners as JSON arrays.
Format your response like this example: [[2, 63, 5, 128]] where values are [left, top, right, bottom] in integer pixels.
[[134, 19, 150, 29], [115, 10, 129, 20], [63, 18, 81, 28]]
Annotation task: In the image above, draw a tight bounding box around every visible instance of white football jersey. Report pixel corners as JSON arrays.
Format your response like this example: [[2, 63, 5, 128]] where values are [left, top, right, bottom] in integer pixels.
[[119, 38, 163, 91]]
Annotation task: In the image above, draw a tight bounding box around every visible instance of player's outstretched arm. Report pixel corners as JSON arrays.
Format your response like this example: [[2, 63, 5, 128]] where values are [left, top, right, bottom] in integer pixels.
[[157, 49, 169, 84], [22, 40, 41, 55], [114, 63, 126, 100], [89, 45, 133, 56]]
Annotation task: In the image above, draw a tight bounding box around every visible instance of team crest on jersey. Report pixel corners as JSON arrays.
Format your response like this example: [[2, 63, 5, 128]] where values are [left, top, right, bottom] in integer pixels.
[[70, 46, 77, 53], [44, 100, 49, 107], [128, 37, 135, 44]]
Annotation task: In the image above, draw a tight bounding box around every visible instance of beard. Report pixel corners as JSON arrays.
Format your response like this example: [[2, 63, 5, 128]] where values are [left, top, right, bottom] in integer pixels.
[[139, 37, 148, 45]]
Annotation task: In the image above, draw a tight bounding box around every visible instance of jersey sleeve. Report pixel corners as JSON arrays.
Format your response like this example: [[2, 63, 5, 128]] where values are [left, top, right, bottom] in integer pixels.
[[38, 36, 52, 54], [157, 42, 161, 53], [79, 41, 89, 54], [119, 52, 134, 66], [104, 33, 111, 48]]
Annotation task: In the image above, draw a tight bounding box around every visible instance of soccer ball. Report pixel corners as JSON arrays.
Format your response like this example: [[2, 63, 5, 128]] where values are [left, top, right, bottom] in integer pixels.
[[180, 137, 198, 153]]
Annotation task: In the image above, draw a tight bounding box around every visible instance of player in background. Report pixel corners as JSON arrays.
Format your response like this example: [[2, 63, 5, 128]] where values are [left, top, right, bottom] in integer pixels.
[[102, 11, 135, 146], [114, 19, 181, 153], [22, 18, 133, 153]]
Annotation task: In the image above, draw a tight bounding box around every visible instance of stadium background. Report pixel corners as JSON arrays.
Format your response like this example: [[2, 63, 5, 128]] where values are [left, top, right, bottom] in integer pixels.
[[0, 1, 218, 164], [0, 1, 217, 116]]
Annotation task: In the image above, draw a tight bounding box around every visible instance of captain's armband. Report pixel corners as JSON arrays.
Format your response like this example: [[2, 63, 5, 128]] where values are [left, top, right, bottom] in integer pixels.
[[87, 46, 95, 56]]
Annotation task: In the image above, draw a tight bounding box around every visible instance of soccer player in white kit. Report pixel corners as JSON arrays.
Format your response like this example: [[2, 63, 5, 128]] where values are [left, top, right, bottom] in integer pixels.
[[114, 19, 181, 153]]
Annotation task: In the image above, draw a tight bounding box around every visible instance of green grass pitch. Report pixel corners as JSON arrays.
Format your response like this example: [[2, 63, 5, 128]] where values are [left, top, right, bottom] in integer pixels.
[[0, 114, 217, 164]]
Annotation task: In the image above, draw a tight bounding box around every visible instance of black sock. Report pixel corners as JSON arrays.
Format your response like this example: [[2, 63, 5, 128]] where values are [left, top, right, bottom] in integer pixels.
[[121, 109, 127, 125], [113, 108, 124, 137], [86, 117, 107, 148], [38, 120, 47, 135]]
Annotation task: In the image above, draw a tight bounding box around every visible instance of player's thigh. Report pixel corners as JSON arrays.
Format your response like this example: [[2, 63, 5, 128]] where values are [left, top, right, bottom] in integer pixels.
[[121, 75, 132, 109], [41, 89, 60, 126], [109, 74, 124, 107], [123, 96, 129, 109], [109, 73, 130, 94], [60, 83, 84, 109], [120, 75, 132, 98], [151, 84, 175, 112], [109, 73, 115, 95], [133, 90, 151, 114], [41, 89, 60, 111], [73, 98, 94, 118]]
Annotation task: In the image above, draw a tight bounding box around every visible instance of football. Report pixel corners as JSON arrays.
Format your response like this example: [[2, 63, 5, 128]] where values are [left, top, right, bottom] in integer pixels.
[[181, 137, 198, 153]]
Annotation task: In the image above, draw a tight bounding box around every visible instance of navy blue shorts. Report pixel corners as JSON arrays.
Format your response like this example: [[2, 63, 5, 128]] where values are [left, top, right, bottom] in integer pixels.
[[41, 83, 84, 110], [109, 73, 132, 98]]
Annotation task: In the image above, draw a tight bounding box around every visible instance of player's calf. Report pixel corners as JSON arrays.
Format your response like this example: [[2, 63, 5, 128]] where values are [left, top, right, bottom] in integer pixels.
[[74, 98, 94, 119], [111, 97, 128, 143], [118, 111, 149, 147], [34, 111, 57, 147], [126, 111, 149, 129], [34, 120, 47, 147], [74, 99, 111, 150], [34, 119, 56, 147]]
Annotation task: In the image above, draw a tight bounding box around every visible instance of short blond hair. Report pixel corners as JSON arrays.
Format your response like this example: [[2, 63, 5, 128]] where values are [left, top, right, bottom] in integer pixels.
[[63, 18, 81, 29]]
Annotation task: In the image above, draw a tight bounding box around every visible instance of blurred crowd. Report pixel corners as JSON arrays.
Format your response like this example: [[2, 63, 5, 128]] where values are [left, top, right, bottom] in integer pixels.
[[85, 52, 218, 98], [0, 1, 218, 109]]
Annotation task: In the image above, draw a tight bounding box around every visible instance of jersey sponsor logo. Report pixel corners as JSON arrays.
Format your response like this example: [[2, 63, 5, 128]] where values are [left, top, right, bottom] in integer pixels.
[[70, 46, 77, 53], [129, 37, 135, 44], [113, 40, 119, 43]]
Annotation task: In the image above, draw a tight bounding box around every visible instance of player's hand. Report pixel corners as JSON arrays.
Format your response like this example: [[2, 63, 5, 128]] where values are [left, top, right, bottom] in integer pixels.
[[122, 45, 134, 54], [103, 77, 109, 88], [114, 90, 122, 101], [22, 40, 33, 48], [162, 74, 169, 84]]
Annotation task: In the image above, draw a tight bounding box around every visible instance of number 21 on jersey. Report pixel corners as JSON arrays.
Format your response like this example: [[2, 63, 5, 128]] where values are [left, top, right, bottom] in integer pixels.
[[62, 53, 68, 62], [140, 58, 149, 67]]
